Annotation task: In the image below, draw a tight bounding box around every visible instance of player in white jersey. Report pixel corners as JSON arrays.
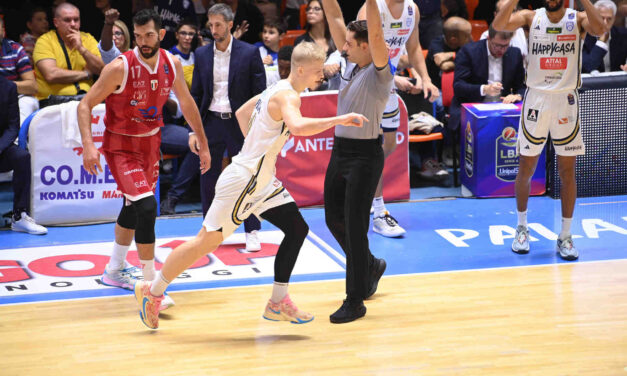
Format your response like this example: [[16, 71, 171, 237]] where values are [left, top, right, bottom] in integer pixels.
[[493, 0, 606, 260], [358, 0, 439, 238], [132, 42, 367, 329]]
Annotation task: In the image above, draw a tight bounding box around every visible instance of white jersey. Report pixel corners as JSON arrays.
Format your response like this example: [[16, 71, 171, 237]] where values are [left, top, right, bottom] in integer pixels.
[[377, 0, 416, 70], [527, 8, 582, 91], [231, 80, 292, 186]]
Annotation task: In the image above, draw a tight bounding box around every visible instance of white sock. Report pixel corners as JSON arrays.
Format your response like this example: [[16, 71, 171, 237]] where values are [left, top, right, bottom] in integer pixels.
[[150, 271, 170, 296], [106, 242, 130, 272], [140, 259, 155, 281], [560, 217, 572, 240], [517, 210, 528, 227], [270, 282, 288, 303], [373, 196, 386, 218]]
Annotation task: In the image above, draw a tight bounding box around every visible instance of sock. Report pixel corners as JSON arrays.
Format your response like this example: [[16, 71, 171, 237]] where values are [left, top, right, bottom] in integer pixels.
[[140, 259, 155, 281], [517, 210, 527, 227], [560, 217, 572, 240], [150, 271, 170, 296], [270, 282, 289, 303], [106, 242, 130, 272], [373, 196, 386, 218]]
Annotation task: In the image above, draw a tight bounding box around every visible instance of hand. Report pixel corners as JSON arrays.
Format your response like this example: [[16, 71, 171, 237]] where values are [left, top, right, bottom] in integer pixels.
[[233, 21, 249, 39], [198, 147, 211, 174], [66, 29, 83, 50], [104, 8, 120, 25], [323, 63, 340, 78], [501, 94, 521, 104], [599, 32, 609, 43], [394, 76, 414, 92], [433, 52, 454, 67], [82, 143, 102, 175], [262, 55, 273, 65], [188, 133, 200, 154], [337, 112, 368, 128], [410, 75, 423, 95], [423, 80, 440, 102], [484, 82, 503, 97], [621, 64, 627, 72]]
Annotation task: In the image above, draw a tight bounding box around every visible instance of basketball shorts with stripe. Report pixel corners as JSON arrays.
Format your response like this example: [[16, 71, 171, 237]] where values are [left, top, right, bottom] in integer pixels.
[[380, 93, 401, 132]]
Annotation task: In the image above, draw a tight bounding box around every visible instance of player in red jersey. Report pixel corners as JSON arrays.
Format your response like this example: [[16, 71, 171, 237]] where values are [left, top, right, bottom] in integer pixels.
[[77, 9, 211, 310]]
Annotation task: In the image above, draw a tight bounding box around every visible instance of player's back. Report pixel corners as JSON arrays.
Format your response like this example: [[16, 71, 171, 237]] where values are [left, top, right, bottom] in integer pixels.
[[526, 8, 581, 92], [104, 48, 177, 135]]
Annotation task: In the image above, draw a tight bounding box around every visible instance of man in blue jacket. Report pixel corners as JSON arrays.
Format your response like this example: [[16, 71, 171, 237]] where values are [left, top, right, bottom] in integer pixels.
[[0, 76, 47, 234], [582, 0, 627, 73], [449, 26, 526, 131]]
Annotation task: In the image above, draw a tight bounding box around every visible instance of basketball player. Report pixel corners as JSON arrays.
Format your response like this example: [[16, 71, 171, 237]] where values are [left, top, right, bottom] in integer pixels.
[[357, 0, 439, 238], [133, 42, 367, 329], [493, 0, 606, 260], [77, 9, 211, 309]]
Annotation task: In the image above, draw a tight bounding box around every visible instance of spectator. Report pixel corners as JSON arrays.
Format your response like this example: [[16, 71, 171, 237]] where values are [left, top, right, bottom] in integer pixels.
[[188, 3, 266, 250], [70, 0, 133, 41], [480, 0, 528, 67], [426, 16, 472, 88], [450, 26, 525, 131], [153, 0, 198, 50], [277, 45, 293, 79], [582, 0, 627, 73], [415, 0, 444, 49], [171, 19, 198, 66], [216, 0, 265, 45], [20, 7, 50, 66], [284, 0, 307, 30], [98, 8, 131, 64], [0, 17, 39, 125], [294, 0, 341, 88], [33, 3, 104, 106], [0, 76, 47, 235], [255, 20, 285, 86]]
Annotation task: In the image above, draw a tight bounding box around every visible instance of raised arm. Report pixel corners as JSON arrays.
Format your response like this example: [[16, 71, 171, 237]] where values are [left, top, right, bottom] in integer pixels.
[[235, 94, 262, 137], [321, 0, 347, 53], [493, 0, 535, 32], [577, 0, 607, 37], [365, 0, 389, 68]]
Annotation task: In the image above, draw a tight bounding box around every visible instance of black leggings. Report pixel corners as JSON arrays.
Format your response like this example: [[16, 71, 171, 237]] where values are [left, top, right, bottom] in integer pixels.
[[260, 202, 309, 283]]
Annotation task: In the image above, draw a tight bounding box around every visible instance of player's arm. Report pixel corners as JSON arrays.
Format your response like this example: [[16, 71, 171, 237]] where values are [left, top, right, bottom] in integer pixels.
[[493, 0, 535, 31], [577, 0, 607, 37], [170, 56, 211, 174], [406, 4, 439, 102], [273, 90, 367, 136], [365, 0, 389, 68], [235, 94, 262, 137], [77, 59, 123, 175], [321, 0, 347, 53]]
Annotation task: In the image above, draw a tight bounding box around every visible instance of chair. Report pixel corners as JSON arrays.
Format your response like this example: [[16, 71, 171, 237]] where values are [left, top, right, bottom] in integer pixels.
[[279, 30, 306, 47], [300, 4, 307, 29], [470, 20, 489, 42], [466, 0, 480, 19], [440, 71, 460, 186]]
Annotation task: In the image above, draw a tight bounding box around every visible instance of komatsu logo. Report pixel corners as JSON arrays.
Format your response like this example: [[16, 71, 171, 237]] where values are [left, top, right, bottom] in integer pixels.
[[531, 42, 576, 56]]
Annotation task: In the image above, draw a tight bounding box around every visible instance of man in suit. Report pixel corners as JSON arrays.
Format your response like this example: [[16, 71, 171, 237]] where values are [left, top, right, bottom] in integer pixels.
[[0, 76, 47, 235], [190, 3, 266, 250], [582, 0, 627, 73], [450, 26, 526, 131]]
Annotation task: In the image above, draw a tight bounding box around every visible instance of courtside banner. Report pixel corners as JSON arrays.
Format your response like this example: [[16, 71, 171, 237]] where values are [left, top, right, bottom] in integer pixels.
[[275, 91, 410, 207], [29, 104, 121, 225], [0, 231, 345, 304]]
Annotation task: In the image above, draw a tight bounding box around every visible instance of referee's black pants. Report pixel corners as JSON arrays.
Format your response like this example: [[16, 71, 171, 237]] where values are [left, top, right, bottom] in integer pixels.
[[324, 136, 384, 301]]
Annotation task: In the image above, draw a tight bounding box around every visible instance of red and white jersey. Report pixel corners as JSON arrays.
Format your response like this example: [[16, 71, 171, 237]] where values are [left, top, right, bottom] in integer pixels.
[[527, 8, 581, 92], [377, 0, 416, 70], [104, 47, 177, 135]]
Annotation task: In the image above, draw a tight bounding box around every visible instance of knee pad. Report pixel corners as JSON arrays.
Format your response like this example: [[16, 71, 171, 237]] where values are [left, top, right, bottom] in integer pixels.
[[116, 202, 137, 230], [132, 196, 157, 244]]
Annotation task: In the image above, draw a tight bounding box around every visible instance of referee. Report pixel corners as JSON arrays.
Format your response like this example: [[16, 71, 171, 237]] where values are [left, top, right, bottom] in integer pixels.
[[322, 0, 392, 323]]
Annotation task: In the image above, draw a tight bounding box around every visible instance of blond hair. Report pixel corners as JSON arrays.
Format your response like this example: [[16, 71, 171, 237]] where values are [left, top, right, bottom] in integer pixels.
[[291, 42, 326, 71], [114, 20, 131, 52]]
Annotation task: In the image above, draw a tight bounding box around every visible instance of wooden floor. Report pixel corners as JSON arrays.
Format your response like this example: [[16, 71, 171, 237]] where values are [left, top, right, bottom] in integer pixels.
[[2, 260, 627, 376]]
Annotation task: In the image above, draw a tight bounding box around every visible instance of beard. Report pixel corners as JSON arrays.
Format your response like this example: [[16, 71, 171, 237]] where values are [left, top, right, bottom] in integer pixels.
[[544, 0, 563, 12], [139, 42, 159, 59]]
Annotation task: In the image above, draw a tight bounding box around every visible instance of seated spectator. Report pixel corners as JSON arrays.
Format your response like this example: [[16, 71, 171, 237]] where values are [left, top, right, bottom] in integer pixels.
[[479, 0, 528, 67], [217, 0, 264, 45], [294, 0, 341, 89], [0, 17, 39, 125], [20, 7, 50, 66], [450, 26, 525, 131], [34, 3, 104, 106], [254, 20, 285, 86], [582, 0, 627, 73], [98, 9, 131, 64], [277, 45, 293, 79], [170, 19, 198, 67], [0, 76, 47, 235], [284, 0, 307, 30], [427, 17, 472, 89], [154, 0, 198, 50]]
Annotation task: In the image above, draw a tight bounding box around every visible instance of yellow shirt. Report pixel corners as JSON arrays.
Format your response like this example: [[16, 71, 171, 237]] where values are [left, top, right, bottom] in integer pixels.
[[33, 30, 101, 100], [183, 65, 194, 89]]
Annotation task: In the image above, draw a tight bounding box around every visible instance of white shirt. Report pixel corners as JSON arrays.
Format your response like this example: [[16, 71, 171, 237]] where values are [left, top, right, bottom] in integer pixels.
[[480, 41, 503, 101], [98, 40, 121, 65], [209, 36, 233, 113]]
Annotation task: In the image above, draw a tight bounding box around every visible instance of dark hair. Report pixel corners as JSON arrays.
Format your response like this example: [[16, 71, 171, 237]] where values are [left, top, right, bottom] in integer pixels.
[[28, 7, 48, 23], [347, 20, 368, 44], [278, 45, 294, 61], [304, 0, 331, 41], [264, 20, 286, 35], [133, 9, 162, 31], [176, 18, 198, 32], [488, 25, 513, 40]]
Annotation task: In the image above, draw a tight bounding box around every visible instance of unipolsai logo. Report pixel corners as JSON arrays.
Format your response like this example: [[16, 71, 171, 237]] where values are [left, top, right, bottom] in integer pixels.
[[495, 126, 519, 182], [464, 121, 473, 178]]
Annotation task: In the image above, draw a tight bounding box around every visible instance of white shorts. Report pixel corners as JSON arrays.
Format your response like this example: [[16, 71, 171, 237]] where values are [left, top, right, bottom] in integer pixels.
[[518, 88, 584, 157], [381, 93, 401, 131], [202, 163, 294, 238]]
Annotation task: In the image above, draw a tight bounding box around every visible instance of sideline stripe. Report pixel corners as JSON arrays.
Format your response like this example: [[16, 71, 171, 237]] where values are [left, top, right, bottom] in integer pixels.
[[307, 231, 347, 265]]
